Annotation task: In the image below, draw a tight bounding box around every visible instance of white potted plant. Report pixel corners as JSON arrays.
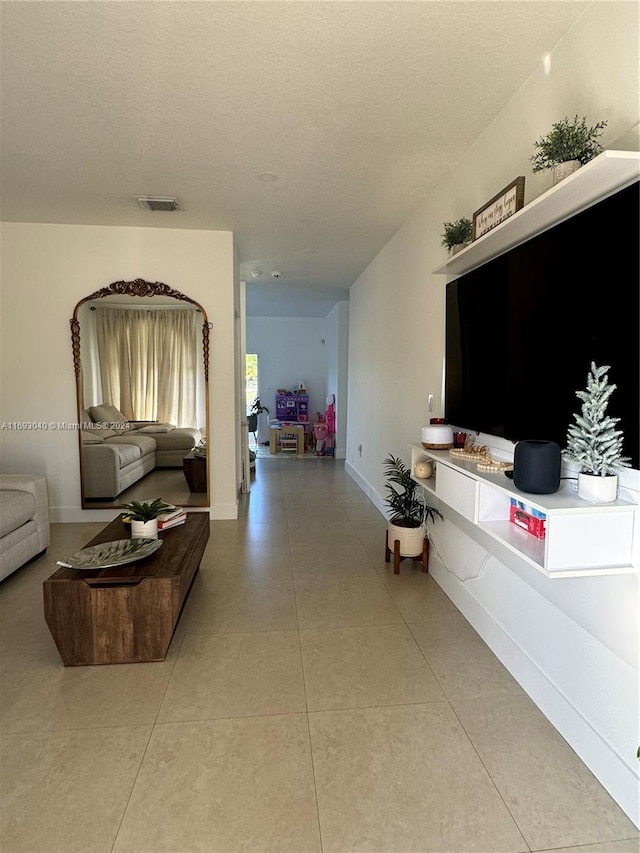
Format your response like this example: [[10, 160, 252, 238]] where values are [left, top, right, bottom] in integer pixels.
[[122, 498, 172, 539], [383, 454, 442, 556], [441, 218, 473, 255], [530, 114, 607, 185], [563, 363, 631, 502]]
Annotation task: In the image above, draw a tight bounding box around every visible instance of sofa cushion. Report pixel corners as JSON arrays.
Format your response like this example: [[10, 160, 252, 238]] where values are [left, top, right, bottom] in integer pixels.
[[81, 430, 104, 444], [103, 435, 156, 455], [150, 428, 200, 450], [80, 409, 98, 430], [0, 490, 36, 538], [95, 427, 120, 439], [101, 442, 144, 468], [0, 520, 37, 558], [88, 404, 129, 433]]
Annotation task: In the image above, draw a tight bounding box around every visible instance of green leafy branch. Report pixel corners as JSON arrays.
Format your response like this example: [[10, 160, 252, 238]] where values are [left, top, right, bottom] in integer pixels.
[[531, 115, 607, 172]]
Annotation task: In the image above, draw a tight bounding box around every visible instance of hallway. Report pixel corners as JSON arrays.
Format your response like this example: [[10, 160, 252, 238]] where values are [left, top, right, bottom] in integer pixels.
[[0, 458, 637, 852]]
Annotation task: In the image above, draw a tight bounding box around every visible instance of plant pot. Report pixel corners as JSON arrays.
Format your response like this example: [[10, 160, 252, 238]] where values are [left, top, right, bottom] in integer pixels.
[[577, 473, 618, 503], [387, 522, 426, 557], [131, 519, 159, 539], [552, 160, 581, 185]]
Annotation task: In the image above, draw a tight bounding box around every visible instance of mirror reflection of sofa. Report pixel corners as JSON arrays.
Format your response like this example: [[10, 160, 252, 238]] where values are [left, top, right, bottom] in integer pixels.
[[81, 404, 202, 500]]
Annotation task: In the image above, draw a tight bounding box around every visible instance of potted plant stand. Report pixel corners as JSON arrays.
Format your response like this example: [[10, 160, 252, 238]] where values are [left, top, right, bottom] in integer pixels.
[[382, 453, 442, 575], [385, 527, 430, 575]]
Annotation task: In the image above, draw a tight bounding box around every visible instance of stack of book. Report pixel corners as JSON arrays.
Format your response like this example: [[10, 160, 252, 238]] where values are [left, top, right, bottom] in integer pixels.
[[157, 507, 187, 530]]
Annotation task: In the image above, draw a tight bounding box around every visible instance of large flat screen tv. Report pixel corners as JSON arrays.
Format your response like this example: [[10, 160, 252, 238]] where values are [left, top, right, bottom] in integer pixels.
[[445, 180, 639, 469]]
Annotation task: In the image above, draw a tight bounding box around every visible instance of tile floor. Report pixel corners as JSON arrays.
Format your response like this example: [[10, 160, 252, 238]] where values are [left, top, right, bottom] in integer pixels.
[[1, 458, 638, 853]]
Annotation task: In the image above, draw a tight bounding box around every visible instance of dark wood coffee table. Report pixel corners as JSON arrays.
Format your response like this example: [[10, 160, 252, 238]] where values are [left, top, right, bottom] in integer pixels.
[[43, 512, 209, 665]]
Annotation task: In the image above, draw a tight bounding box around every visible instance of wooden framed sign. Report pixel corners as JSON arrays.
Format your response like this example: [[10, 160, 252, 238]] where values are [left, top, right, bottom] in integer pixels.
[[472, 177, 525, 240]]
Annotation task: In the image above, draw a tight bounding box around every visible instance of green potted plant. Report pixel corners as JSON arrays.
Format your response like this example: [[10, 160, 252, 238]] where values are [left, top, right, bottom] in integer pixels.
[[563, 363, 631, 503], [121, 497, 172, 539], [383, 454, 442, 558], [441, 218, 473, 254], [248, 397, 270, 436], [531, 114, 607, 185], [250, 397, 269, 416]]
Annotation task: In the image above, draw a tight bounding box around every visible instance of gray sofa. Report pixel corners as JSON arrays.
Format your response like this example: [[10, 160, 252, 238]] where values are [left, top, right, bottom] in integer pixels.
[[0, 474, 50, 581], [81, 432, 157, 500], [81, 404, 201, 500]]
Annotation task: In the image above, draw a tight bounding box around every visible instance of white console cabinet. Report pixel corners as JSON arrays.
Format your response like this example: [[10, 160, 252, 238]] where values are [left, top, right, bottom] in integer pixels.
[[411, 445, 638, 578]]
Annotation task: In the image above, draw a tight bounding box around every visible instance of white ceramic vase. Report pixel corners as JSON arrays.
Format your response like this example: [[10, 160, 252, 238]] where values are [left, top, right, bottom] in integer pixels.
[[388, 522, 426, 557], [577, 473, 618, 503], [131, 519, 159, 539], [552, 160, 581, 185]]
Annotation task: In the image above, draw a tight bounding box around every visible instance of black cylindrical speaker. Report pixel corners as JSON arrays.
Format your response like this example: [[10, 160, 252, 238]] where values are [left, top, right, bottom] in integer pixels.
[[513, 440, 561, 494]]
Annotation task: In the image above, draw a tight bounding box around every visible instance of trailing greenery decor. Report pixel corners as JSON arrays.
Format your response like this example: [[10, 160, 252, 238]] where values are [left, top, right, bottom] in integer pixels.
[[383, 454, 443, 528], [441, 218, 473, 251], [531, 115, 607, 172], [563, 363, 631, 476], [121, 498, 172, 522]]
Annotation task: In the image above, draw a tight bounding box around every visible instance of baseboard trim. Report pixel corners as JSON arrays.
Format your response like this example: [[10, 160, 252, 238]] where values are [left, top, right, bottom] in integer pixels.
[[51, 503, 237, 522]]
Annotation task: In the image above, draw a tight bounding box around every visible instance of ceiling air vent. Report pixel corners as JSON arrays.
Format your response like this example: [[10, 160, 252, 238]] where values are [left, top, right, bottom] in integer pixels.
[[136, 196, 181, 212]]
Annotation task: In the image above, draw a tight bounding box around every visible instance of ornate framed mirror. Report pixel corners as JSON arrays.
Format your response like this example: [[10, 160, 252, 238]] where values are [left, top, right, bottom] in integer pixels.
[[71, 279, 210, 509]]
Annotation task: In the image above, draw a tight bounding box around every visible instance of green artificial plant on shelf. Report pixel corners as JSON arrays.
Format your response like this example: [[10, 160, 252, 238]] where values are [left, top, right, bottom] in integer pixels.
[[530, 115, 607, 172], [121, 498, 172, 522], [441, 218, 473, 252], [383, 454, 442, 529], [563, 363, 631, 477]]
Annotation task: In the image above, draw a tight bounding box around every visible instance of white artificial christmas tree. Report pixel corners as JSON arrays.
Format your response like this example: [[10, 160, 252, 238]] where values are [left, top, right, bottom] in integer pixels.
[[564, 362, 631, 477]]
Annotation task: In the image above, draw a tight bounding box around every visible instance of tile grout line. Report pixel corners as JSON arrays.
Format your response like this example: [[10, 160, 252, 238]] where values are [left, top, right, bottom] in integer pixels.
[[107, 630, 186, 853], [446, 698, 533, 853], [375, 520, 533, 849], [286, 475, 326, 853]]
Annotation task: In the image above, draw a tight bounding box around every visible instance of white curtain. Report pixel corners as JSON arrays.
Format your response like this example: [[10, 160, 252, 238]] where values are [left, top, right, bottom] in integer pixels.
[[95, 306, 198, 427]]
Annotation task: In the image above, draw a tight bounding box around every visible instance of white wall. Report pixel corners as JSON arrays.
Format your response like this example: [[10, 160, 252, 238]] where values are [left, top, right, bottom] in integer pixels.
[[345, 2, 639, 825], [0, 223, 239, 520], [246, 316, 328, 442]]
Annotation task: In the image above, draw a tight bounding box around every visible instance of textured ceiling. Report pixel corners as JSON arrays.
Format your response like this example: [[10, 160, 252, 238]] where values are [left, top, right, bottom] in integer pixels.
[[0, 1, 589, 316]]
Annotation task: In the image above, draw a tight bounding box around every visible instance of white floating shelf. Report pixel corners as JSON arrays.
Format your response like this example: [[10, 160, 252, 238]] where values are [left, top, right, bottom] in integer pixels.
[[433, 150, 640, 279]]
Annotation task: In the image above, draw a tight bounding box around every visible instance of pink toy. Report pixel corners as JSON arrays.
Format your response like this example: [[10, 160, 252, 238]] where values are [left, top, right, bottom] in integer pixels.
[[312, 413, 329, 455], [325, 394, 336, 445]]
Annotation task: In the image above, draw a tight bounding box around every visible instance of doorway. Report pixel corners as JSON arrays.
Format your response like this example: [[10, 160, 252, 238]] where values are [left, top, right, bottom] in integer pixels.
[[246, 353, 259, 449]]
